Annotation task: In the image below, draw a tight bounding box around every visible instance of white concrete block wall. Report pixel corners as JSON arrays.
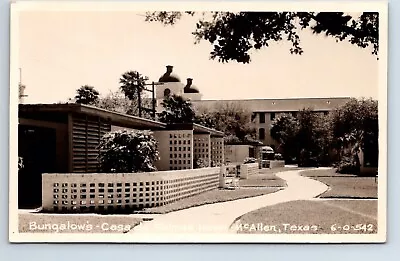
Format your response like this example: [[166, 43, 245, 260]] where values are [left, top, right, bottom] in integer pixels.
[[42, 167, 220, 212]]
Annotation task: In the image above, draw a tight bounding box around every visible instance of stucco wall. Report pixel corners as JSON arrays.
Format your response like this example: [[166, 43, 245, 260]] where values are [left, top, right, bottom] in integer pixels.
[[224, 145, 251, 164], [240, 163, 259, 179]]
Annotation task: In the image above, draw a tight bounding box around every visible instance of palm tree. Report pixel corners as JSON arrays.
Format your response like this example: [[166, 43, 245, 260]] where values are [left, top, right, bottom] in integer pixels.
[[74, 85, 99, 105], [119, 71, 149, 100]]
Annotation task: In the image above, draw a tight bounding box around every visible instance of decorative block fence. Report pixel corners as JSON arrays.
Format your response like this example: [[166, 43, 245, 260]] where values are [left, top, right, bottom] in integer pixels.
[[239, 163, 259, 179], [42, 167, 220, 212]]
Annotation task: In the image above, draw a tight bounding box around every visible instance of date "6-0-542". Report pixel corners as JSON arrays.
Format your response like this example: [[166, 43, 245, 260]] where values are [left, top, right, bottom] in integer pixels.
[[330, 224, 375, 232]]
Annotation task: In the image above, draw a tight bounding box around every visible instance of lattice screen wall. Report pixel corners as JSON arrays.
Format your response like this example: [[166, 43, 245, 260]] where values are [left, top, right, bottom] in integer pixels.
[[168, 131, 193, 170], [42, 168, 220, 212], [193, 134, 211, 167], [210, 137, 224, 166], [153, 130, 194, 171]]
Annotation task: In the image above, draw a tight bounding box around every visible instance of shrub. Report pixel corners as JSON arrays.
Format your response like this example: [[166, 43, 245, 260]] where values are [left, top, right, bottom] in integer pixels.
[[243, 157, 257, 164], [98, 130, 159, 173], [210, 161, 222, 167], [298, 149, 319, 167], [336, 154, 360, 174], [194, 157, 209, 169]]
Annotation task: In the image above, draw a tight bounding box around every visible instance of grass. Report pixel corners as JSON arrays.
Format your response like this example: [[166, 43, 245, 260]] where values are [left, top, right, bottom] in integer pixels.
[[238, 167, 295, 188], [236, 199, 377, 234], [139, 167, 296, 214], [301, 168, 358, 177], [138, 187, 282, 214], [301, 168, 377, 198], [19, 212, 142, 233]]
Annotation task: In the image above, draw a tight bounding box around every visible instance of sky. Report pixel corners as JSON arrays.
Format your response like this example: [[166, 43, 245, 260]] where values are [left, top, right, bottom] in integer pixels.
[[18, 11, 379, 104]]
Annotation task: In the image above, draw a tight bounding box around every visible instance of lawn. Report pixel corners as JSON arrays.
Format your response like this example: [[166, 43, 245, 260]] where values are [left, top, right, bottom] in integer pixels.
[[301, 168, 357, 177], [139, 187, 282, 214], [236, 199, 377, 234], [19, 212, 142, 233], [301, 168, 377, 198], [238, 167, 295, 188]]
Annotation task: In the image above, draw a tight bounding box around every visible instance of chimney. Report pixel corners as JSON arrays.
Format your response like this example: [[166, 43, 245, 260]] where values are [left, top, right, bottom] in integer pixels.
[[186, 78, 193, 88], [166, 65, 173, 74]]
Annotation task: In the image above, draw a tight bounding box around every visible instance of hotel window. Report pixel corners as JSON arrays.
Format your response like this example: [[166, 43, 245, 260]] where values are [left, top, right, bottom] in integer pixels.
[[270, 112, 276, 121], [259, 112, 265, 123], [259, 128, 265, 140]]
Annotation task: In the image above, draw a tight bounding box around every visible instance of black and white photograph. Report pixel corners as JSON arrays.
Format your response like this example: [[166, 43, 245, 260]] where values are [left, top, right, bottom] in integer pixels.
[[9, 1, 388, 243]]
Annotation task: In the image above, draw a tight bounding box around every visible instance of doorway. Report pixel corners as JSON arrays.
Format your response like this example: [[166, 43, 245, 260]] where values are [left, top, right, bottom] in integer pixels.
[[18, 125, 56, 209]]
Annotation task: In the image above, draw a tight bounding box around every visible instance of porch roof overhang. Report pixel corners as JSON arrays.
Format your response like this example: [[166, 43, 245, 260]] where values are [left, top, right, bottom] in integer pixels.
[[19, 103, 167, 130]]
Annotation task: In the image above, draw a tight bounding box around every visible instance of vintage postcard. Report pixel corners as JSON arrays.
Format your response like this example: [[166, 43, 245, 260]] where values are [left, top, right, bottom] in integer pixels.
[[9, 1, 388, 243]]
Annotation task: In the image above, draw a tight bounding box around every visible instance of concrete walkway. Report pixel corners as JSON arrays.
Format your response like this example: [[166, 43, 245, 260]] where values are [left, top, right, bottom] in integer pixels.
[[130, 168, 330, 234]]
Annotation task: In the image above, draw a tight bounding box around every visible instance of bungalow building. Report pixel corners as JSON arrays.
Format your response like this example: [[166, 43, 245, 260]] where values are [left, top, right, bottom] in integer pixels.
[[18, 103, 223, 208]]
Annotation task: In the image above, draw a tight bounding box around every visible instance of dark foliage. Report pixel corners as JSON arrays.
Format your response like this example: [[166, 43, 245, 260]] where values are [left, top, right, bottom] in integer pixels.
[[146, 11, 379, 63], [119, 71, 149, 100], [74, 85, 99, 105], [158, 94, 196, 124], [98, 130, 159, 173]]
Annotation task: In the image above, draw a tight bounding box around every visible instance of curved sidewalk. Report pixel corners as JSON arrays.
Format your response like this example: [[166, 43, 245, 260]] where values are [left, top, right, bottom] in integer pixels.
[[130, 168, 329, 234]]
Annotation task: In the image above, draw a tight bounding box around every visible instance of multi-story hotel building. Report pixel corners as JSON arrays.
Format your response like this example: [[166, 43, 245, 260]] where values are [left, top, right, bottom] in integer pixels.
[[192, 97, 351, 149], [154, 65, 350, 149]]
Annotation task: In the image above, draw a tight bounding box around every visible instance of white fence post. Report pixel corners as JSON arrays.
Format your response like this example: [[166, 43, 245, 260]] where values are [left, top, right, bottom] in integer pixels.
[[240, 164, 248, 179], [219, 164, 227, 188]]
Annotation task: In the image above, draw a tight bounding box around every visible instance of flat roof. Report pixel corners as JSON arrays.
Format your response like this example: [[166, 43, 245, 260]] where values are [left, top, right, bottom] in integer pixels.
[[19, 104, 224, 136], [19, 103, 167, 130], [192, 97, 351, 112], [165, 123, 224, 137]]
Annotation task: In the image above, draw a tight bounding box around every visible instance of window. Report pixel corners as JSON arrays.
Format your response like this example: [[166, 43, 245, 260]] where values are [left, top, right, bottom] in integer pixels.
[[291, 112, 297, 118], [270, 112, 276, 121], [323, 111, 329, 116], [259, 112, 265, 123], [259, 128, 265, 140], [164, 88, 171, 97]]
